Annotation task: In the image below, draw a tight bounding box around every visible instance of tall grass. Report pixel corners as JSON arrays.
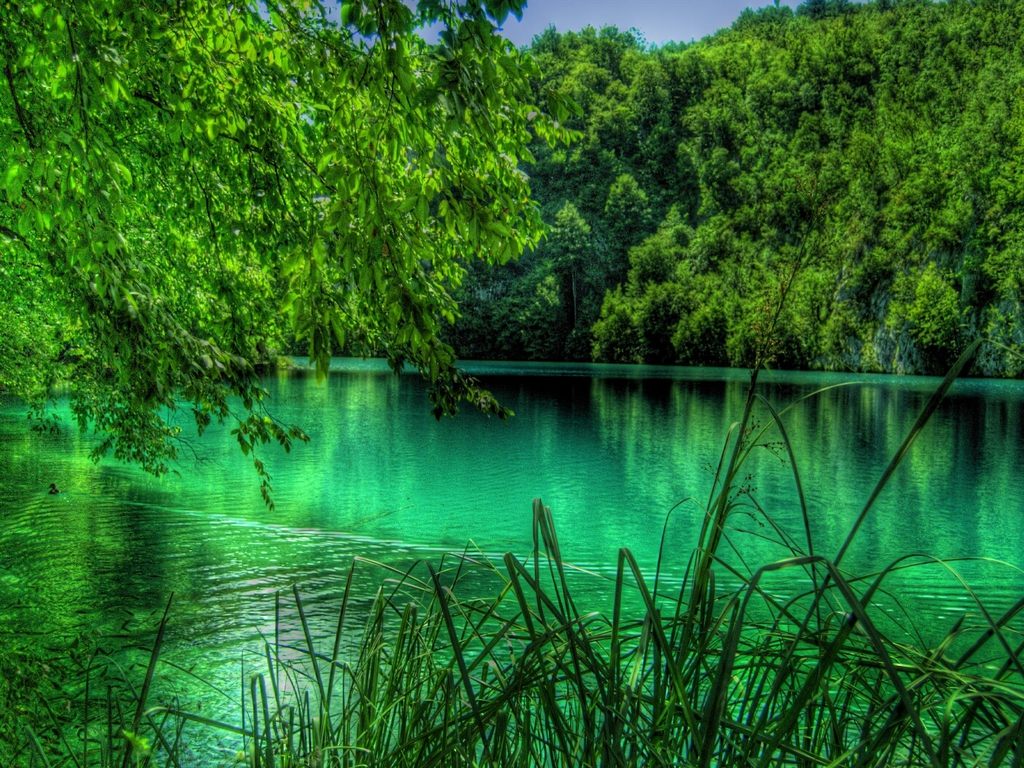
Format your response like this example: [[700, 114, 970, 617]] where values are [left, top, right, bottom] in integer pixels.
[[10, 339, 1024, 767]]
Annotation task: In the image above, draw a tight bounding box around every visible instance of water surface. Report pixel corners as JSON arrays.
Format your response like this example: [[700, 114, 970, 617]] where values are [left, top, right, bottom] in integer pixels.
[[1, 361, 1022, 718]]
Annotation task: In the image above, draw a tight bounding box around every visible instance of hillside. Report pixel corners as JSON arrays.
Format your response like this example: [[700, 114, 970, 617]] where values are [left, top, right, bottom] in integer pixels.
[[448, 0, 1024, 376]]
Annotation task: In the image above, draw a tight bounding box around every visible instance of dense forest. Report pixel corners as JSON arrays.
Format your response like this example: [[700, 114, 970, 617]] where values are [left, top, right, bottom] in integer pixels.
[[449, 0, 1024, 377]]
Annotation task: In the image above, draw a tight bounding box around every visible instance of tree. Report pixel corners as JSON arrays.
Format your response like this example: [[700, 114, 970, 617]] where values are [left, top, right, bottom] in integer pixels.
[[796, 0, 853, 20], [546, 200, 616, 358], [604, 173, 652, 282], [548, 202, 593, 331], [0, 0, 576, 501], [898, 263, 965, 371]]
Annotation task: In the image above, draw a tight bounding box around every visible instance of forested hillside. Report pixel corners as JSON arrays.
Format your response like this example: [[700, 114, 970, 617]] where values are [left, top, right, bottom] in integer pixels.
[[448, 0, 1024, 376]]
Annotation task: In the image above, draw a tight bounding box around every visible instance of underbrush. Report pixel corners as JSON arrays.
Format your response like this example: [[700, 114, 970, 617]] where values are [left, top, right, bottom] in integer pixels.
[[7, 341, 1024, 767]]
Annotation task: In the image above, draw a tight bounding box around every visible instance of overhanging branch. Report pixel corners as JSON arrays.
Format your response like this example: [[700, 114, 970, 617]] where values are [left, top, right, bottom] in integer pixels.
[[3, 62, 37, 149], [0, 223, 28, 245]]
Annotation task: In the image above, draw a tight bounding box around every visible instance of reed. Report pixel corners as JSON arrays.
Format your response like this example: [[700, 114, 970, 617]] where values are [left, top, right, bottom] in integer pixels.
[[10, 339, 1024, 767]]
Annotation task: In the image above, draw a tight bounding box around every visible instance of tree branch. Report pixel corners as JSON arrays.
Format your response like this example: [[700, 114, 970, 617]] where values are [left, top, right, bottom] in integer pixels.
[[3, 62, 36, 149], [132, 90, 173, 114], [0, 223, 28, 245]]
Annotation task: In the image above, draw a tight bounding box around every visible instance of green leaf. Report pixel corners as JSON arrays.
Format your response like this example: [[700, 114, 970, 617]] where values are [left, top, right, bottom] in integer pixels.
[[312, 238, 326, 265], [282, 250, 305, 277], [3, 163, 23, 194], [114, 162, 133, 187], [330, 312, 346, 349]]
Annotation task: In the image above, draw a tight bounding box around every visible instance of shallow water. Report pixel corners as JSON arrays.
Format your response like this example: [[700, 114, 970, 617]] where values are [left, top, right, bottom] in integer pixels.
[[1, 360, 1023, 723]]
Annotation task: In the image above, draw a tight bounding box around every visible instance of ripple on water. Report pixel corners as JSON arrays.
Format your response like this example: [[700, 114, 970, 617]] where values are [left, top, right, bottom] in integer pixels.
[[2, 365, 1024, 743]]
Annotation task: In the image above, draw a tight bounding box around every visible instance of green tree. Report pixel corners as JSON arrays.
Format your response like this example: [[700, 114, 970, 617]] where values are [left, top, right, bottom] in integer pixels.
[[896, 263, 965, 371], [604, 173, 653, 282], [503, 263, 567, 360], [591, 287, 643, 363], [547, 201, 615, 358], [548, 202, 593, 330], [0, 0, 575, 498]]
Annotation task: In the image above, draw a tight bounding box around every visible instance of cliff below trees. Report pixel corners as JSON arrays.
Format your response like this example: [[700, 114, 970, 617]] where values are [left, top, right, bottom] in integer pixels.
[[448, 0, 1024, 377]]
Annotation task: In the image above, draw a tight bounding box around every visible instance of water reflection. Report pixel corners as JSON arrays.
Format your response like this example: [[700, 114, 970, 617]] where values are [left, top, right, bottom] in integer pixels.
[[1, 363, 1023, 699]]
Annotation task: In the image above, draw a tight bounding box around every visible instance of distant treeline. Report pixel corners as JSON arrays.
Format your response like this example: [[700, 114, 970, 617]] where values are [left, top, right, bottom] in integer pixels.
[[447, 0, 1024, 376]]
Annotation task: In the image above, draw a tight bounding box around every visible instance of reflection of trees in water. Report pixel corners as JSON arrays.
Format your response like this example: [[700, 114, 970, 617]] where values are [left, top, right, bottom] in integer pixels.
[[3, 372, 1023, 678], [586, 376, 1024, 596]]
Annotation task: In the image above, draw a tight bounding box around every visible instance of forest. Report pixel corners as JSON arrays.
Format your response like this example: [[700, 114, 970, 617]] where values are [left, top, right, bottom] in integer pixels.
[[450, 0, 1024, 377]]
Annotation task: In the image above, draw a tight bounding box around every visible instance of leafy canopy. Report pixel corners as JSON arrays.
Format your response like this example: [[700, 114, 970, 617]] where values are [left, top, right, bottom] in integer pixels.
[[0, 0, 577, 499], [451, 2, 1024, 376]]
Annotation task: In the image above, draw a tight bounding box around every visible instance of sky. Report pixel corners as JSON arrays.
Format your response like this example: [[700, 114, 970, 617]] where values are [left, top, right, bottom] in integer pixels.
[[490, 0, 805, 48], [329, 2, 870, 50]]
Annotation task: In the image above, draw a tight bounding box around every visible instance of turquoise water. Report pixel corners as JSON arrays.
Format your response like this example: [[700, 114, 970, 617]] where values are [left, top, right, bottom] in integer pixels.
[[1, 360, 1023, 713]]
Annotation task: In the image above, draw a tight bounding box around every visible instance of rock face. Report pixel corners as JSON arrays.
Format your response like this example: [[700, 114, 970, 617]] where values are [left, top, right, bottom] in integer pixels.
[[873, 324, 924, 376], [973, 296, 1024, 378], [811, 275, 1023, 378], [839, 290, 1023, 378]]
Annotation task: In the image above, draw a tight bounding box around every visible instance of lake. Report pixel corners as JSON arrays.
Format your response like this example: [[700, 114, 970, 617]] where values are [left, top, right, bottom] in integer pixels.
[[1, 360, 1023, 723]]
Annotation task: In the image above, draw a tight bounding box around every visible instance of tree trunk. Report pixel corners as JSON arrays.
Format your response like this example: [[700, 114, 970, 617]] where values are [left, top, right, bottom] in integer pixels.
[[571, 267, 578, 328]]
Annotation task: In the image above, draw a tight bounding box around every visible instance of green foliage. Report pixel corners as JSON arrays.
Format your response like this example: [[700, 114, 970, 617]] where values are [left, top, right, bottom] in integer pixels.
[[500, 262, 567, 361], [546, 202, 601, 358], [604, 173, 653, 282], [456, 1, 1024, 377], [591, 287, 643, 363], [893, 262, 965, 370], [593, 206, 734, 366], [0, 608, 161, 768], [450, 25, 669, 362], [0, 0, 573, 489]]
